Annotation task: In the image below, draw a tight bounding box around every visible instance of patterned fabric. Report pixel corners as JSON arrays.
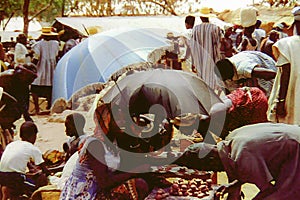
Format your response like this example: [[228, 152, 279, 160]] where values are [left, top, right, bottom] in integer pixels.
[[59, 137, 138, 200], [190, 23, 222, 90], [222, 87, 268, 138]]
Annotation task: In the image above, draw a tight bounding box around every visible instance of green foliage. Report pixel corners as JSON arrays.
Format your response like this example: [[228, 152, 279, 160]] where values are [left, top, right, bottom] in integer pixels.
[[0, 0, 22, 16], [0, 0, 63, 22]]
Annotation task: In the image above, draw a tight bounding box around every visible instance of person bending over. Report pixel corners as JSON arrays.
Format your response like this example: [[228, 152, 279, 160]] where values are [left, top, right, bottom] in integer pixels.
[[175, 122, 300, 200]]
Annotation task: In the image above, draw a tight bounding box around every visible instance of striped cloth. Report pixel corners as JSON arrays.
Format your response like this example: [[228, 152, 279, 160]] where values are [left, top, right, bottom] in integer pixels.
[[190, 23, 222, 90], [32, 40, 60, 86]]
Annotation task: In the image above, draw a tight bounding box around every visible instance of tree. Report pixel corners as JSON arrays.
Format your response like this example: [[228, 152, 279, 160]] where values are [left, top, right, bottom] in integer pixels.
[[0, 0, 62, 35]]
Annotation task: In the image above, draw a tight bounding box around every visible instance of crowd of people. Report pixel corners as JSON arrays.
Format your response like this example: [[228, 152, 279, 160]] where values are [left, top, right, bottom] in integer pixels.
[[0, 4, 299, 200]]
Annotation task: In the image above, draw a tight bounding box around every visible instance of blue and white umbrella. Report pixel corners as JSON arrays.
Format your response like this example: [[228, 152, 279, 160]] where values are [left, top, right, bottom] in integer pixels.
[[53, 27, 174, 102]]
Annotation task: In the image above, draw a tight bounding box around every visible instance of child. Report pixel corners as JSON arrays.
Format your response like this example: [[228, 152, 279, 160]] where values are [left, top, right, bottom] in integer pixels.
[[0, 121, 50, 199], [63, 112, 86, 161]]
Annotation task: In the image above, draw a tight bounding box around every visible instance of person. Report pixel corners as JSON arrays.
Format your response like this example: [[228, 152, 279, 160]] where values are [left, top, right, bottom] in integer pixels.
[[14, 33, 30, 67], [60, 103, 150, 200], [211, 86, 269, 139], [190, 7, 222, 91], [31, 27, 60, 114], [0, 42, 8, 72], [178, 15, 195, 71], [173, 86, 269, 140], [62, 32, 80, 56], [0, 121, 50, 199], [253, 20, 266, 51], [220, 25, 237, 58], [175, 122, 300, 200], [272, 22, 289, 39], [237, 7, 259, 51], [215, 51, 277, 97], [267, 7, 300, 124], [0, 63, 37, 132], [62, 112, 87, 161], [260, 30, 280, 60], [229, 24, 243, 50]]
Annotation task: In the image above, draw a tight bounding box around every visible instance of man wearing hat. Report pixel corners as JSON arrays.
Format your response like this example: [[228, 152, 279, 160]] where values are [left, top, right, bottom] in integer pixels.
[[31, 27, 60, 114], [237, 6, 259, 51], [190, 7, 222, 92], [267, 7, 300, 125]]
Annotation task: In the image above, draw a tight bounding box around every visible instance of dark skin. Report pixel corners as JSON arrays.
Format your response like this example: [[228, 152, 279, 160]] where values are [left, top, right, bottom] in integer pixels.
[[82, 106, 150, 199], [276, 64, 290, 117], [24, 133, 51, 176], [173, 143, 243, 199], [63, 116, 85, 160], [239, 25, 257, 51], [215, 58, 276, 83], [274, 21, 300, 117], [251, 66, 277, 80]]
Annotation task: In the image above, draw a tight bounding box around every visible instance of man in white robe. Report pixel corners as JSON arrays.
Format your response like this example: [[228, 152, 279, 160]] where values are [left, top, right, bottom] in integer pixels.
[[267, 7, 300, 124]]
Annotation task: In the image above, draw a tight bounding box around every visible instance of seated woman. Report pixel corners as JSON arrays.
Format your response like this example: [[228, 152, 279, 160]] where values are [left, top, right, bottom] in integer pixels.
[[60, 102, 150, 200]]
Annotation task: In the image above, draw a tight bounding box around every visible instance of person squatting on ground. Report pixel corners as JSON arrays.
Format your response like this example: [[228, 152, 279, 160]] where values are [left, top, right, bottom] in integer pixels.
[[63, 112, 87, 161], [60, 103, 151, 200], [0, 121, 50, 199]]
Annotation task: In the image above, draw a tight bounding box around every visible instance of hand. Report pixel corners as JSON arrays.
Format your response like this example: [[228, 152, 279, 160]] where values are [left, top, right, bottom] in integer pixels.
[[276, 101, 286, 117], [214, 184, 228, 198]]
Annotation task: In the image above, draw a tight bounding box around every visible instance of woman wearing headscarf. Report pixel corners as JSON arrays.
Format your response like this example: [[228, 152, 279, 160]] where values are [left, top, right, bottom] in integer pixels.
[[60, 102, 150, 200]]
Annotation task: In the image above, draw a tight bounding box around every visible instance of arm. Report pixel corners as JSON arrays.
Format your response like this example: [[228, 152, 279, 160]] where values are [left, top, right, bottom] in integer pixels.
[[87, 139, 141, 191], [251, 66, 277, 80], [215, 179, 244, 200], [276, 63, 290, 117], [39, 162, 51, 176], [209, 96, 232, 116]]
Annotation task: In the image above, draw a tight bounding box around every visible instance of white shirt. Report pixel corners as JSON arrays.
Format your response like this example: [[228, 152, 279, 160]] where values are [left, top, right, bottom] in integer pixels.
[[14, 43, 30, 66], [0, 140, 44, 173]]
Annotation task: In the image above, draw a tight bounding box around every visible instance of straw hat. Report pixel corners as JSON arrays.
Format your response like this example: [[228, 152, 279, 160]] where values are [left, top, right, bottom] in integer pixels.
[[41, 27, 58, 36], [240, 6, 258, 28], [198, 7, 216, 18], [86, 26, 102, 35]]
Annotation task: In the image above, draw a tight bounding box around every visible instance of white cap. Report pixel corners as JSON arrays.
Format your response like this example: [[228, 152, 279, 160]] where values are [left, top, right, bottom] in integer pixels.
[[240, 6, 258, 27], [293, 7, 300, 21]]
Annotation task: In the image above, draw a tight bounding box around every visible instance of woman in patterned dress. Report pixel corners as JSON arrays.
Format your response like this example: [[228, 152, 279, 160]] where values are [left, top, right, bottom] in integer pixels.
[[60, 102, 150, 200]]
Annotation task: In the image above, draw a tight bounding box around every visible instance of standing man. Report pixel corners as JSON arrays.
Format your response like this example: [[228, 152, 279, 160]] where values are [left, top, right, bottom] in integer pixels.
[[268, 7, 300, 124], [179, 15, 195, 71], [190, 7, 222, 91], [31, 27, 60, 114]]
